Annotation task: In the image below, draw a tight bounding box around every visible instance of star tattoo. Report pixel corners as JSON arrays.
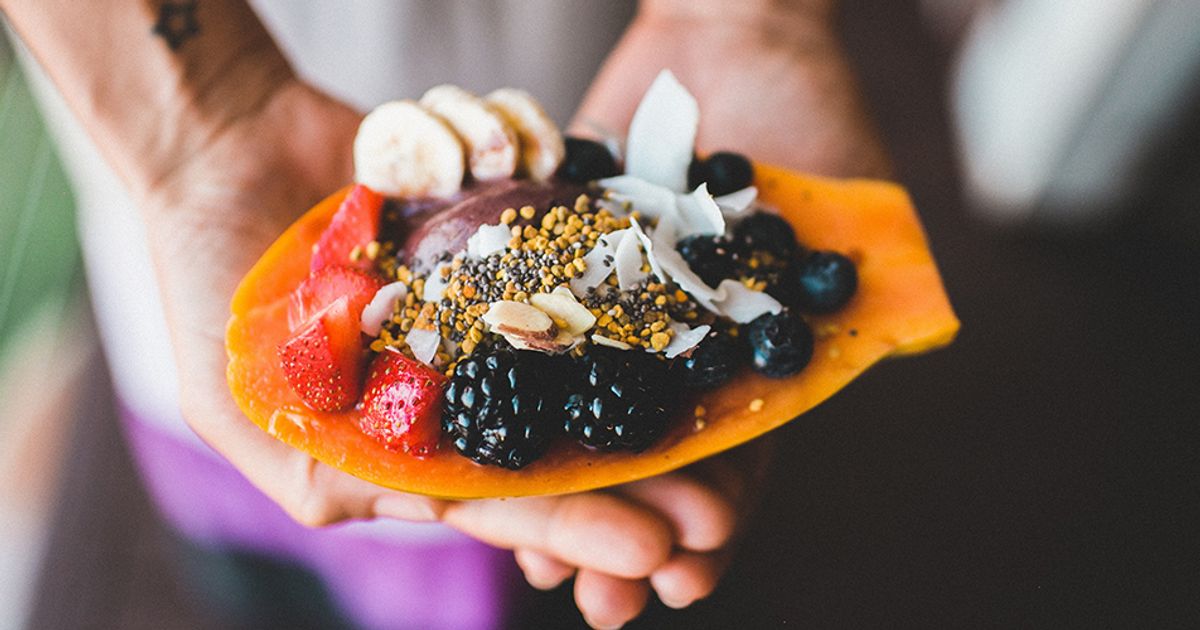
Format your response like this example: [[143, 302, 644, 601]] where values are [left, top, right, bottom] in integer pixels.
[[153, 1, 200, 50]]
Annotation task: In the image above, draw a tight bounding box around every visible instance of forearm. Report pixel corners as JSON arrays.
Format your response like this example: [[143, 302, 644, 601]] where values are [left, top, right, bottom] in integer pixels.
[[0, 0, 293, 198]]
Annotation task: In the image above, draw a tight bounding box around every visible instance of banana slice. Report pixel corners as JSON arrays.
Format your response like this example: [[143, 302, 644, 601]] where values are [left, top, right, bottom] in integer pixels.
[[354, 100, 466, 198], [485, 88, 565, 181], [420, 85, 519, 181]]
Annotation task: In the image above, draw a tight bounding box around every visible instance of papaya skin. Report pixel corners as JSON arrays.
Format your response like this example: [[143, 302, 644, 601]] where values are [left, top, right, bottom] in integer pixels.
[[227, 164, 959, 499]]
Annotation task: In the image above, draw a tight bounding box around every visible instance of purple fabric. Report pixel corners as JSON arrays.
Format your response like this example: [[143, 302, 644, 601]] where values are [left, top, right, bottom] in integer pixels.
[[118, 406, 520, 630]]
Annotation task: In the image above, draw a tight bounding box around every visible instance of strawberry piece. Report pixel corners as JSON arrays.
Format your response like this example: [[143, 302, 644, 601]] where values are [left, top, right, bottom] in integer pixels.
[[359, 351, 447, 457], [288, 266, 385, 332], [310, 184, 384, 273], [277, 297, 365, 412]]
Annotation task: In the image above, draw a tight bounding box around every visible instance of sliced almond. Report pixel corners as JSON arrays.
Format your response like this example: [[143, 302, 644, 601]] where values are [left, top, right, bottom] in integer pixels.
[[508, 329, 578, 354], [530, 287, 596, 336], [481, 300, 556, 341]]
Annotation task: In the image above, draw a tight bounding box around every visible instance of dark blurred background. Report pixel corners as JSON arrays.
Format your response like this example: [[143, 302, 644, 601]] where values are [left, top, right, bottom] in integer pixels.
[[2, 1, 1197, 628]]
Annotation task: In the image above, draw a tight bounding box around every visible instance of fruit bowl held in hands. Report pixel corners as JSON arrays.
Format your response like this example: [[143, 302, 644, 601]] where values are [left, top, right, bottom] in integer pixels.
[[226, 72, 958, 499]]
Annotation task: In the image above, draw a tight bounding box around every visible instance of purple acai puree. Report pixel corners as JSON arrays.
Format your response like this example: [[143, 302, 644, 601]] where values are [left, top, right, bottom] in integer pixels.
[[397, 179, 586, 270]]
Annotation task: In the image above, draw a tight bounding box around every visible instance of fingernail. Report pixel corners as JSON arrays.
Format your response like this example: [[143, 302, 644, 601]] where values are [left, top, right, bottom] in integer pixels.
[[584, 617, 624, 630], [527, 575, 566, 591], [659, 594, 694, 610]]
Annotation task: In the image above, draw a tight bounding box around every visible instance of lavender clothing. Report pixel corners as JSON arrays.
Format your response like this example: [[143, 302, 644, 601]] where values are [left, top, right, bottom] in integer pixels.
[[121, 406, 519, 630]]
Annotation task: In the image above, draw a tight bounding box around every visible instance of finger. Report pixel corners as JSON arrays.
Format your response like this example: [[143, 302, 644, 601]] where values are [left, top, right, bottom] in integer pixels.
[[649, 550, 732, 610], [180, 375, 444, 527], [442, 493, 673, 579], [514, 548, 575, 591], [574, 569, 650, 630], [616, 472, 739, 552]]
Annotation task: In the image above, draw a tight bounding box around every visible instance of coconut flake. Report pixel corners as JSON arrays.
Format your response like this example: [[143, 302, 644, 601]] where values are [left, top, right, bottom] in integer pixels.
[[715, 186, 758, 217], [614, 224, 648, 290], [405, 327, 441, 365], [467, 223, 513, 259], [648, 216, 721, 311], [422, 263, 451, 302], [663, 323, 711, 359], [627, 216, 667, 283], [361, 282, 409, 336], [713, 279, 783, 323], [675, 183, 725, 237], [625, 70, 698, 192], [598, 175, 679, 222], [570, 230, 623, 295]]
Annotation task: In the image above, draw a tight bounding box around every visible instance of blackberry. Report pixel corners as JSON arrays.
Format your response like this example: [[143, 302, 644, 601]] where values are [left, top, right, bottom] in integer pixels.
[[745, 311, 814, 378], [443, 349, 567, 469], [564, 348, 674, 452], [687, 151, 754, 196], [733, 212, 801, 260], [796, 251, 858, 314], [676, 234, 743, 287], [670, 331, 746, 389], [558, 137, 619, 183]]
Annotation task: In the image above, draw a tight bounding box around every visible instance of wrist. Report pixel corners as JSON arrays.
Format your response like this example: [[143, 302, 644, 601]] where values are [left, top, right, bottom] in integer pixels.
[[637, 0, 836, 39]]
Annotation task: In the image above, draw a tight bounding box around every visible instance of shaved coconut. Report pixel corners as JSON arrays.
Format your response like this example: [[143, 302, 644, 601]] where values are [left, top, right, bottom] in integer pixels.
[[405, 327, 441, 366], [361, 282, 408, 336], [625, 70, 698, 192], [648, 216, 721, 311], [591, 334, 633, 350], [675, 183, 725, 237], [467, 223, 513, 258], [628, 217, 667, 282], [569, 230, 623, 295], [663, 323, 711, 359], [715, 186, 758, 217], [422, 263, 451, 302], [713, 279, 783, 323], [613, 224, 648, 290], [598, 175, 679, 221]]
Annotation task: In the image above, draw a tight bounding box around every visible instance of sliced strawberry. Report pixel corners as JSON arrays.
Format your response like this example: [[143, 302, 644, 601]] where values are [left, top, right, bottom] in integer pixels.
[[277, 296, 365, 412], [288, 266, 385, 332], [359, 351, 447, 457], [310, 184, 384, 273]]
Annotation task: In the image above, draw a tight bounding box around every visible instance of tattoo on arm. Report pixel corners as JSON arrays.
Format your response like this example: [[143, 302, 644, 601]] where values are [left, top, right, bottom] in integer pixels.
[[153, 0, 200, 50]]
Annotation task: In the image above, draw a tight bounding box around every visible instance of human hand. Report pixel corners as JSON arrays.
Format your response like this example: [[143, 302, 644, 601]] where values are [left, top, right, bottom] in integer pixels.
[[551, 1, 893, 624], [140, 78, 772, 629], [574, 0, 891, 179]]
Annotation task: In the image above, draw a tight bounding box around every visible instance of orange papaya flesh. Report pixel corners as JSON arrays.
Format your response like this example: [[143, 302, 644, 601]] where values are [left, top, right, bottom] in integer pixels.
[[227, 163, 959, 499]]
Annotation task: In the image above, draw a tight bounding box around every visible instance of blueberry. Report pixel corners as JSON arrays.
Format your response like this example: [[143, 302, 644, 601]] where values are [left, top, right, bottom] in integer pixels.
[[733, 212, 800, 260], [687, 151, 754, 196], [761, 259, 802, 306], [745, 311, 814, 378], [671, 332, 746, 388], [558, 137, 619, 183], [676, 234, 743, 287], [796, 251, 857, 314]]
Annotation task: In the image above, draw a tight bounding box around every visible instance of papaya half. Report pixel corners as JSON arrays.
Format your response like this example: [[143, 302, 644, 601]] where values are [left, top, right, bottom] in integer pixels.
[[226, 163, 959, 499]]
